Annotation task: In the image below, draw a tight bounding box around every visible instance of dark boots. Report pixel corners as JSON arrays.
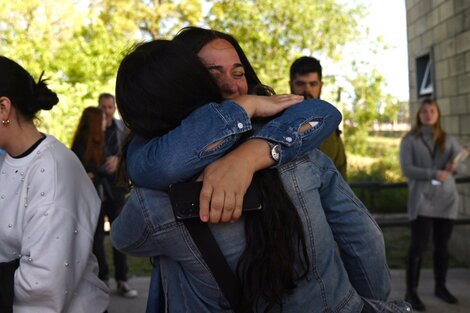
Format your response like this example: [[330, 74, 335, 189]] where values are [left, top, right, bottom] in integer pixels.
[[434, 252, 458, 304], [435, 284, 458, 304], [405, 255, 426, 311]]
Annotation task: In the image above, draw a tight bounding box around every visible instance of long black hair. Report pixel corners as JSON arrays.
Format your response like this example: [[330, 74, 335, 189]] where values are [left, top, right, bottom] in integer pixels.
[[116, 40, 223, 139], [0, 56, 58, 121], [115, 40, 309, 312]]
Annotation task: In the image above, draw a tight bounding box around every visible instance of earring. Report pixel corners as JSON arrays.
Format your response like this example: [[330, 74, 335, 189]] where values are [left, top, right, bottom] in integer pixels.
[[2, 119, 10, 126]]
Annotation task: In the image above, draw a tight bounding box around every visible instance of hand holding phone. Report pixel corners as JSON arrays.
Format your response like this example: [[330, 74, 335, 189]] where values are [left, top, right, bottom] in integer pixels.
[[169, 181, 262, 221]]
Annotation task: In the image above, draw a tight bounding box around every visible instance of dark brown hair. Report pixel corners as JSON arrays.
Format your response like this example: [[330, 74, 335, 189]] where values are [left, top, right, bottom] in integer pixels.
[[71, 107, 105, 167]]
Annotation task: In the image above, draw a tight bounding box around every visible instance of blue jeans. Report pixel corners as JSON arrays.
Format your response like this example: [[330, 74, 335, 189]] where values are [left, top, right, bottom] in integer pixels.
[[112, 149, 410, 312]]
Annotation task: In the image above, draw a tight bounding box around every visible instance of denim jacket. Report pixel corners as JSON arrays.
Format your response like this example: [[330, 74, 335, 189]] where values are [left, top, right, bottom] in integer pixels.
[[111, 99, 409, 312], [111, 150, 409, 312], [126, 99, 340, 188]]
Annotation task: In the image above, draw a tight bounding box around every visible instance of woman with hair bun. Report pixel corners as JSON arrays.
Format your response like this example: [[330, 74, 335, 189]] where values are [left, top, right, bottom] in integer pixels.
[[0, 56, 109, 313]]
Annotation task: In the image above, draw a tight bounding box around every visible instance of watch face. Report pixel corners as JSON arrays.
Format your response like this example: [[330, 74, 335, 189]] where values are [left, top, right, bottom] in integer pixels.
[[271, 144, 280, 161]]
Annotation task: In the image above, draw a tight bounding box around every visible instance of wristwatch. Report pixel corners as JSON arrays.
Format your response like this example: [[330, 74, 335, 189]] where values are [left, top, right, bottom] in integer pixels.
[[267, 141, 281, 163]]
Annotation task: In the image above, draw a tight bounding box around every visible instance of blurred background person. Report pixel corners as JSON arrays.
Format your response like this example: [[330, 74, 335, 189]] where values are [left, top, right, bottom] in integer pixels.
[[289, 56, 347, 180], [97, 93, 137, 298], [400, 98, 465, 311], [71, 106, 107, 194]]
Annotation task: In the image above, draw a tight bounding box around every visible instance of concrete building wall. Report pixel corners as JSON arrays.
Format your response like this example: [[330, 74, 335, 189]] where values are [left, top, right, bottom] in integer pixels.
[[405, 0, 470, 262]]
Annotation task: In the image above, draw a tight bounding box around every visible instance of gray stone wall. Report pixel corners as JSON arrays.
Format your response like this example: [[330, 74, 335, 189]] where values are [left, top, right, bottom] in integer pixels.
[[406, 0, 470, 262]]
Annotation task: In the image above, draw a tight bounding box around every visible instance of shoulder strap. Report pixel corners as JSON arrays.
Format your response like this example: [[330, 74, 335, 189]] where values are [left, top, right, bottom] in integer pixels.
[[183, 219, 243, 313]]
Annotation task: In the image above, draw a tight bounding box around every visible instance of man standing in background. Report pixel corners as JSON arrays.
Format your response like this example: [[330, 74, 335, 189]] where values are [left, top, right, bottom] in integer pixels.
[[96, 93, 138, 298], [289, 56, 348, 180]]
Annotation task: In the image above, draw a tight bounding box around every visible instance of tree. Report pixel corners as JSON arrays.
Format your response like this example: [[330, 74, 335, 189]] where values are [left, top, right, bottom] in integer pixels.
[[206, 0, 366, 93], [342, 60, 385, 154], [0, 0, 203, 145], [1, 0, 397, 152]]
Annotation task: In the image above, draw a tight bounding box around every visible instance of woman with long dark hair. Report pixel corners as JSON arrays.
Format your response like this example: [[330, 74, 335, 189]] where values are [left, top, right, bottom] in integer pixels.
[[111, 40, 408, 313], [401, 98, 465, 310], [71, 107, 106, 185], [125, 26, 392, 305]]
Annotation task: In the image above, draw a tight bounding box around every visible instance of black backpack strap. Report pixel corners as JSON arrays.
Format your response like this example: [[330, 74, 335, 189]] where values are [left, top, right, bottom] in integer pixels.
[[183, 219, 242, 312]]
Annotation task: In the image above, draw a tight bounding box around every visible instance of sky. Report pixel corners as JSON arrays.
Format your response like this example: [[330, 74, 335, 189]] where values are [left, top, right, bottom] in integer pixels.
[[299, 0, 410, 103], [363, 0, 409, 101]]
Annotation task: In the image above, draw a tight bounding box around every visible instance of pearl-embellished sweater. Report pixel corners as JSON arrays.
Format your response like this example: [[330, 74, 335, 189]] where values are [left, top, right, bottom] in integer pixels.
[[0, 135, 109, 313]]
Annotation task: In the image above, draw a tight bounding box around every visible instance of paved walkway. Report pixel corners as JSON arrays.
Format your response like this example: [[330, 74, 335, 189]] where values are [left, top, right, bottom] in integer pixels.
[[107, 268, 470, 313]]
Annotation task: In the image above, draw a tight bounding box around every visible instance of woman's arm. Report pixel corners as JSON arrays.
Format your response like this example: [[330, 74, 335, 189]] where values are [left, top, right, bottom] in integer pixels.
[[446, 136, 466, 174], [127, 96, 340, 222], [250, 99, 341, 163], [399, 136, 436, 180], [14, 159, 99, 312], [127, 95, 304, 189], [198, 99, 342, 223], [127, 100, 251, 189]]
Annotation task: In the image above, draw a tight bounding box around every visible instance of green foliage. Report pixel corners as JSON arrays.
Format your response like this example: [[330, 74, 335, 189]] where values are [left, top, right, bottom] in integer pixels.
[[206, 0, 366, 93], [343, 65, 385, 155], [0, 0, 202, 146], [104, 235, 153, 277], [0, 0, 401, 148], [348, 135, 408, 214]]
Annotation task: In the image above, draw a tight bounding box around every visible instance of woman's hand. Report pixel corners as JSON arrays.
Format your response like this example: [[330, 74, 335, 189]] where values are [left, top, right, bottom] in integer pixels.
[[197, 154, 254, 224], [104, 156, 119, 174], [436, 170, 451, 182], [233, 94, 304, 118], [445, 161, 459, 173], [198, 139, 274, 224]]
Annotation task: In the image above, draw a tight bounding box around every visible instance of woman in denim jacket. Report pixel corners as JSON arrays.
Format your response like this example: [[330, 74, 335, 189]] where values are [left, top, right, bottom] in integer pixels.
[[110, 40, 409, 312], [125, 27, 391, 303]]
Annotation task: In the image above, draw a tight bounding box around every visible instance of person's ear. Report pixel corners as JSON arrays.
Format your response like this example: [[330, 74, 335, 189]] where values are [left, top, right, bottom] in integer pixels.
[[0, 96, 12, 119]]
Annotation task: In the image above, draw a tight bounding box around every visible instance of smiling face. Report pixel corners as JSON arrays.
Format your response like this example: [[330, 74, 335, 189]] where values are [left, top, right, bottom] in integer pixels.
[[419, 102, 439, 127], [197, 38, 249, 99]]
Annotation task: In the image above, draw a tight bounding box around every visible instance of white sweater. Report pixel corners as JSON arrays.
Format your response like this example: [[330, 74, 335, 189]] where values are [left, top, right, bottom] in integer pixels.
[[0, 135, 109, 313]]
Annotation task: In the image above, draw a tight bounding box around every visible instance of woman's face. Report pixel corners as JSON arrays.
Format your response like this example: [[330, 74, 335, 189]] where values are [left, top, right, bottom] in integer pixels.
[[419, 103, 439, 126], [197, 38, 249, 99]]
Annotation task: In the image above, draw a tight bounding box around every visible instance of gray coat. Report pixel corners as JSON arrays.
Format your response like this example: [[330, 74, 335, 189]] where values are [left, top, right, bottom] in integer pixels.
[[399, 127, 465, 220]]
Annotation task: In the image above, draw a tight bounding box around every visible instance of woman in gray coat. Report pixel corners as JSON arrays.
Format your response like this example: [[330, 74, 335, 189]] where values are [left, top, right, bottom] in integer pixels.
[[400, 98, 465, 311]]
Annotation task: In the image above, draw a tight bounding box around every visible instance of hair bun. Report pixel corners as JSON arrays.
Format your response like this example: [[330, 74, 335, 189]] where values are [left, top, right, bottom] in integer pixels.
[[34, 72, 59, 111]]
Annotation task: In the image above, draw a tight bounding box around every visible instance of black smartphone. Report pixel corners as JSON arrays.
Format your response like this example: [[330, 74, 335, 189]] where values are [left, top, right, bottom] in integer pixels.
[[168, 181, 262, 221]]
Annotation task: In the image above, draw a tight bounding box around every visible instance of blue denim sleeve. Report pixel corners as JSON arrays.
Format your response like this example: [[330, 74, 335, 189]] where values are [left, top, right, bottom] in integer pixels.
[[127, 101, 251, 189], [250, 99, 342, 166]]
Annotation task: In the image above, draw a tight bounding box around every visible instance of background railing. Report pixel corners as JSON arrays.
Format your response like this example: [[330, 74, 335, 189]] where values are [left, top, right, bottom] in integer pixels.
[[349, 176, 470, 227]]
